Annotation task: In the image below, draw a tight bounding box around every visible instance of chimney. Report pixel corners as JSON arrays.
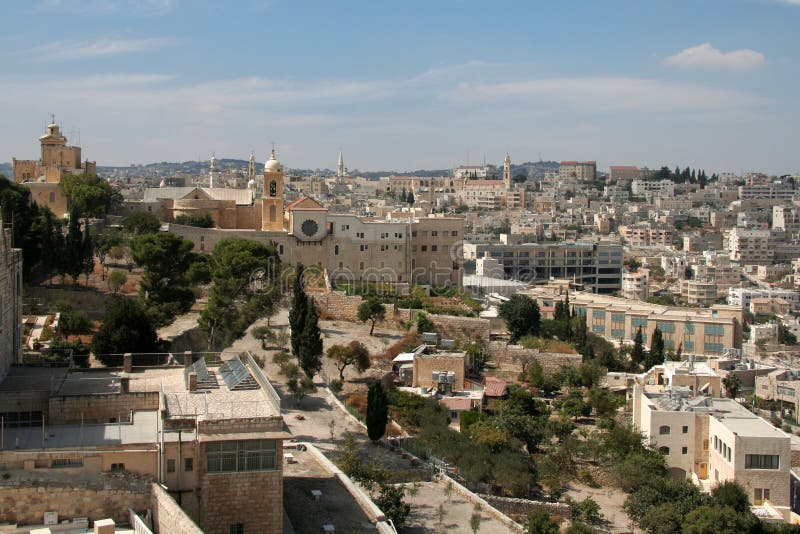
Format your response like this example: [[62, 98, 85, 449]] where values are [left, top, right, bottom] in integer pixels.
[[183, 351, 193, 367], [188, 372, 197, 392], [120, 377, 130, 393], [123, 353, 132, 374]]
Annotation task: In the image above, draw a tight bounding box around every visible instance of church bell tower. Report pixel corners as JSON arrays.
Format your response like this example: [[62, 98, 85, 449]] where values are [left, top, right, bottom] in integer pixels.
[[261, 148, 285, 231]]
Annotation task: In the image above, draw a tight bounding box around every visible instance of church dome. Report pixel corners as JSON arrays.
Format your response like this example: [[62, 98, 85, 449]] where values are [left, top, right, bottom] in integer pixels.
[[264, 148, 282, 172]]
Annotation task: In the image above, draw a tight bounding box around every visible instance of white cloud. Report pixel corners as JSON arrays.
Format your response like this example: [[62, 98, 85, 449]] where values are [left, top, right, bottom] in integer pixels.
[[663, 43, 765, 71], [449, 77, 763, 112], [27, 37, 178, 61]]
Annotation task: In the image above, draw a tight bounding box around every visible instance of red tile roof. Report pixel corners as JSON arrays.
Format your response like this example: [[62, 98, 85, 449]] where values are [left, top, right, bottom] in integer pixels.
[[484, 377, 508, 398], [286, 196, 326, 211]]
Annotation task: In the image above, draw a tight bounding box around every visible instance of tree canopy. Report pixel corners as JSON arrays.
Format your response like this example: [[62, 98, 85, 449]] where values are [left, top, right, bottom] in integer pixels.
[[59, 173, 120, 217], [358, 297, 386, 335], [499, 295, 541, 342], [326, 341, 371, 381], [92, 296, 160, 364], [198, 238, 281, 349], [174, 212, 215, 228], [123, 211, 161, 235]]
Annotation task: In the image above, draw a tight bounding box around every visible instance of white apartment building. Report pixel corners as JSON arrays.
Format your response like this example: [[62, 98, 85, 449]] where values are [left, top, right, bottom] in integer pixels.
[[634, 384, 791, 518], [681, 278, 718, 307], [739, 183, 795, 201], [773, 205, 800, 234], [453, 165, 497, 180], [728, 287, 800, 310], [727, 227, 773, 265], [622, 269, 649, 300], [631, 179, 675, 198]]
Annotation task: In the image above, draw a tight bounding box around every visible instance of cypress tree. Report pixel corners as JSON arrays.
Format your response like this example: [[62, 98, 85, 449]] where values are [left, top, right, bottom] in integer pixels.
[[81, 223, 94, 284], [289, 264, 308, 357], [298, 300, 323, 378], [631, 327, 645, 367], [65, 207, 84, 284], [366, 380, 389, 442], [646, 327, 664, 370]]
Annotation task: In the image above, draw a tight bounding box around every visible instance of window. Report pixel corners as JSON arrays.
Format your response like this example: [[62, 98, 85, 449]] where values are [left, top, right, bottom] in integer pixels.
[[334, 245, 339, 256], [682, 446, 688, 455], [659, 425, 671, 435], [206, 440, 277, 473], [49, 192, 55, 203], [111, 463, 125, 472], [431, 231, 438, 237], [185, 458, 193, 472], [659, 446, 670, 455], [421, 246, 427, 252], [52, 458, 83, 468], [682, 426, 688, 434], [703, 439, 709, 451], [167, 459, 176, 473], [745, 454, 779, 470], [754, 488, 770, 506], [229, 524, 244, 534], [431, 245, 438, 252]]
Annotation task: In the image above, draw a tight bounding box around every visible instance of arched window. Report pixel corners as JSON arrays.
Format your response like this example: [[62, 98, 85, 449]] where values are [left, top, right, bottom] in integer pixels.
[[334, 245, 339, 256], [269, 180, 277, 197], [703, 439, 709, 451], [659, 446, 670, 455], [659, 425, 671, 435], [269, 204, 276, 222]]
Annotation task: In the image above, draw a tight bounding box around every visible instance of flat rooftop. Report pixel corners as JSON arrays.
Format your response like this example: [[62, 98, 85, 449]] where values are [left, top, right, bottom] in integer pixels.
[[0, 410, 193, 450], [646, 391, 789, 439]]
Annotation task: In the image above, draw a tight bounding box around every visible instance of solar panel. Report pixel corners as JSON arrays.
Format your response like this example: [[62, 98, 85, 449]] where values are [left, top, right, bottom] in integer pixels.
[[219, 355, 259, 390]]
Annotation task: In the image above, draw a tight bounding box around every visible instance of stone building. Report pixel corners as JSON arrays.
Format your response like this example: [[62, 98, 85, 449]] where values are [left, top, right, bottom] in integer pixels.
[[11, 117, 96, 217], [522, 287, 743, 357], [0, 352, 288, 533], [0, 223, 22, 379], [634, 383, 791, 520]]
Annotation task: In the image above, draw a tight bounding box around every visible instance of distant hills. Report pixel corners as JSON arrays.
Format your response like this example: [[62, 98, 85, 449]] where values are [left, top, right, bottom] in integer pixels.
[[0, 158, 559, 181]]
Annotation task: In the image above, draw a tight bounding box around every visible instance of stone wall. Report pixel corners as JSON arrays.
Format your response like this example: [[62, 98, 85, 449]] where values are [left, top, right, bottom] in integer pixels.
[[428, 315, 490, 344], [311, 291, 411, 327], [0, 471, 151, 526], [151, 482, 203, 534], [48, 391, 160, 424], [487, 342, 582, 374], [199, 469, 283, 534], [479, 494, 572, 522]]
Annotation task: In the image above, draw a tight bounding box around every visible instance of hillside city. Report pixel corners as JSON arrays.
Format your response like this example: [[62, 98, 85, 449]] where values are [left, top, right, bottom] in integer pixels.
[[1, 113, 800, 534]]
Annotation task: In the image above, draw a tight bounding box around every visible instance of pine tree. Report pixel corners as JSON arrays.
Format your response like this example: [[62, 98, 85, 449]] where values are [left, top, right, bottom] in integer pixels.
[[298, 300, 323, 378], [366, 380, 389, 442], [289, 264, 308, 358], [407, 191, 415, 206]]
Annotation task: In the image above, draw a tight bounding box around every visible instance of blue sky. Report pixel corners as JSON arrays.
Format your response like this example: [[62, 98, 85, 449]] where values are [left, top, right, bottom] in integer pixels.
[[1, 0, 799, 173]]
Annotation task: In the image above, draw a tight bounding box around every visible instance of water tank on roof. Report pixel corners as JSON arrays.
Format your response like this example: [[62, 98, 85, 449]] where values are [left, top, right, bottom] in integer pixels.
[[432, 371, 440, 382]]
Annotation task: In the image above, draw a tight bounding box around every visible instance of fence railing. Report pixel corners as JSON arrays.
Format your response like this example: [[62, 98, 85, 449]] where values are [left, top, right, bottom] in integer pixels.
[[129, 509, 153, 534]]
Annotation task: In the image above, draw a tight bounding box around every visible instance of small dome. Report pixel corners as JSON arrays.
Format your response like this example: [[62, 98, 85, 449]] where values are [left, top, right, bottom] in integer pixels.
[[264, 148, 282, 172]]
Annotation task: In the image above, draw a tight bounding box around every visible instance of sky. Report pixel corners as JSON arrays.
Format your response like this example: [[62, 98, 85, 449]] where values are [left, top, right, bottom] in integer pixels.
[[1, 0, 799, 174]]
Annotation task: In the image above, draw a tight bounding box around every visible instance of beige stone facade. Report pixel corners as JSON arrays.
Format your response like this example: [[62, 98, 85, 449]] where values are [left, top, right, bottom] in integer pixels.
[[0, 225, 22, 379], [0, 354, 288, 533], [11, 118, 96, 216], [523, 287, 743, 356], [412, 352, 467, 392], [634, 384, 791, 518]]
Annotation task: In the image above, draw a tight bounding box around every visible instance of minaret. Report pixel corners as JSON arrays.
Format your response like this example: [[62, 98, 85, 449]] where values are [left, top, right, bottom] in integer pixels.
[[337, 150, 345, 179], [503, 153, 512, 190], [209, 152, 219, 189], [261, 148, 285, 231], [247, 151, 256, 180]]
